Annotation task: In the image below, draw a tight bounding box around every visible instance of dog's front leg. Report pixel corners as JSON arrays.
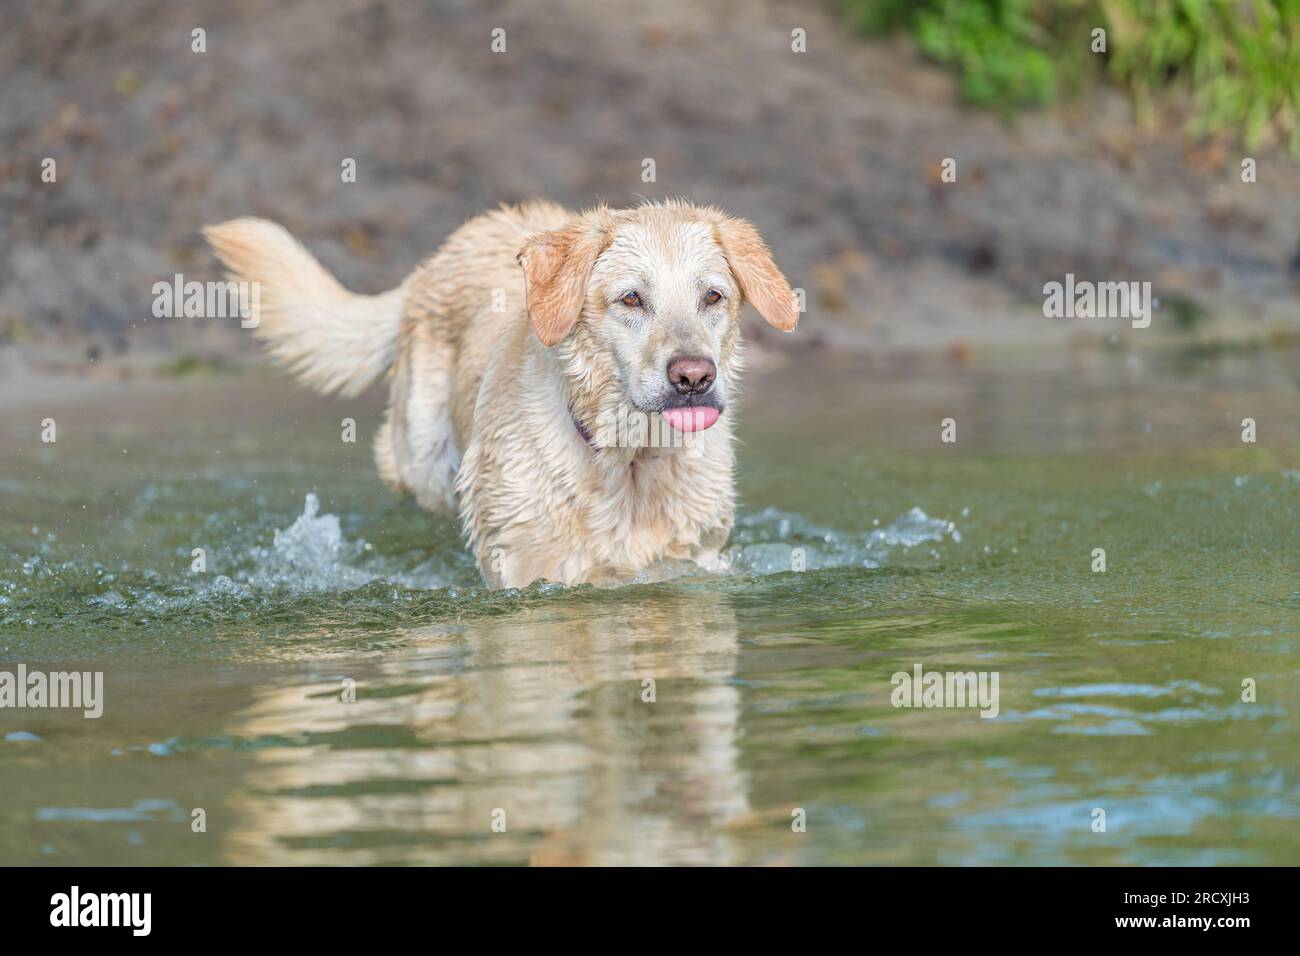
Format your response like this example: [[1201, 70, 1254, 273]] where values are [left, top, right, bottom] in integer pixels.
[[689, 549, 729, 574], [476, 540, 598, 590]]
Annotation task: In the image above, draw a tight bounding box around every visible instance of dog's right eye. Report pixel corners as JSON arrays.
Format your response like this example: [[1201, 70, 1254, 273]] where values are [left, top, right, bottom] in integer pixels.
[[619, 291, 642, 308]]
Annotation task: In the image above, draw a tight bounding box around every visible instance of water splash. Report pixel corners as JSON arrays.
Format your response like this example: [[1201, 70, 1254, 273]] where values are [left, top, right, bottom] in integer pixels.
[[237, 496, 959, 592], [242, 493, 455, 593], [43, 495, 957, 622], [727, 506, 959, 574], [244, 493, 375, 591]]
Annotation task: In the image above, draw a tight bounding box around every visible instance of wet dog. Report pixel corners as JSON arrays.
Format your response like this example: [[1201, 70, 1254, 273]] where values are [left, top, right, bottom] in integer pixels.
[[205, 200, 797, 587]]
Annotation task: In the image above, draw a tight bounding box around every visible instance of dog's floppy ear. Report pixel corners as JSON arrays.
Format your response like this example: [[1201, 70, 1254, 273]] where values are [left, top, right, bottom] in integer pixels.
[[517, 218, 610, 347], [715, 217, 798, 332]]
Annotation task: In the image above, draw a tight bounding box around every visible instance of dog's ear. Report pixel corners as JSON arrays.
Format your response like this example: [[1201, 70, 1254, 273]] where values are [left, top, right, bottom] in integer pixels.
[[715, 217, 798, 332], [517, 219, 610, 347]]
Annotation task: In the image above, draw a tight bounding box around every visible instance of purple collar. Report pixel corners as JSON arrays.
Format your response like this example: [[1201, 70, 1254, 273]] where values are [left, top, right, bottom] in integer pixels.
[[572, 411, 595, 447]]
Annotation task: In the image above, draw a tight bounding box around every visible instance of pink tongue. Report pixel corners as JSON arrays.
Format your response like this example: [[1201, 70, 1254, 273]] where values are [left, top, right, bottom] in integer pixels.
[[662, 406, 720, 432]]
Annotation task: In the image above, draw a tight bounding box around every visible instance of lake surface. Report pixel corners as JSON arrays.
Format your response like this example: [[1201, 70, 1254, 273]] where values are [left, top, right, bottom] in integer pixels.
[[2, 346, 1298, 865]]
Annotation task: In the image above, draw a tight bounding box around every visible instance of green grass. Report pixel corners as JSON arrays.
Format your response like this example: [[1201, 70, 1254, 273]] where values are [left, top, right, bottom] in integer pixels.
[[843, 0, 1300, 151]]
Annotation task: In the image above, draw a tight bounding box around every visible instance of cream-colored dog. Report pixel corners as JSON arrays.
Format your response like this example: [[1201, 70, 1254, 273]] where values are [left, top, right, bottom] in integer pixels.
[[205, 200, 797, 588]]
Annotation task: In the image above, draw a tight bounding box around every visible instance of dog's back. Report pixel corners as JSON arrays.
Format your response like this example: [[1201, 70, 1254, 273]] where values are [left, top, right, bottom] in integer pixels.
[[205, 202, 567, 511], [400, 201, 570, 449], [205, 202, 567, 397]]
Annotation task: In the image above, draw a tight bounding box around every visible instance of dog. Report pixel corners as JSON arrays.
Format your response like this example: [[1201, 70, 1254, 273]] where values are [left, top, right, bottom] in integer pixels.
[[205, 200, 797, 588]]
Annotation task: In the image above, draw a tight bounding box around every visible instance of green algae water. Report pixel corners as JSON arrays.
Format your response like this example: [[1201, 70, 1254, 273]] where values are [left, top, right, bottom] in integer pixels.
[[1, 348, 1298, 865]]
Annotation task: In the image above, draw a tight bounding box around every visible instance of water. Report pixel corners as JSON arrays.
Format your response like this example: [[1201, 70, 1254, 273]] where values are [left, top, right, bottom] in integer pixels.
[[1, 347, 1298, 865]]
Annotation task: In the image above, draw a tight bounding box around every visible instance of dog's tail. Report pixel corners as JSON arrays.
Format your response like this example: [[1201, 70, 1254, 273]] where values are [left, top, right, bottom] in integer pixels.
[[203, 218, 406, 396]]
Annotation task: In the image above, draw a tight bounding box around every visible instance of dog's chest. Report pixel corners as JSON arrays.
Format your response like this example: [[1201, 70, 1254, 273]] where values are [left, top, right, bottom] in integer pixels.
[[581, 451, 730, 563]]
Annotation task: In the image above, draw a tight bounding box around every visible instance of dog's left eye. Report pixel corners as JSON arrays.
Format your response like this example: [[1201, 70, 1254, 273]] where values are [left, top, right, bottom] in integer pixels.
[[704, 289, 723, 305]]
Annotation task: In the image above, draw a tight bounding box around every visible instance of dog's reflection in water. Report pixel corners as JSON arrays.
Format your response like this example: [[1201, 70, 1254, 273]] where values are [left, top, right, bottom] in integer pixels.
[[223, 590, 748, 865]]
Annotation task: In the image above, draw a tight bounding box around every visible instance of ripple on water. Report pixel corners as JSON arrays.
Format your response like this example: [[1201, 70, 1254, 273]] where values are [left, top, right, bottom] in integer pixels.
[[31, 494, 960, 623]]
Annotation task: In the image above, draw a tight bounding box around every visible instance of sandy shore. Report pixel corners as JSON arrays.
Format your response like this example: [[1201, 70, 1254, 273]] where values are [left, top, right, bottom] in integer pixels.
[[3, 0, 1299, 367]]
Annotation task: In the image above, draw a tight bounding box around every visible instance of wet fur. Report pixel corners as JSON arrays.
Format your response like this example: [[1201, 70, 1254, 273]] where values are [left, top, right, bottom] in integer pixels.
[[205, 200, 796, 588]]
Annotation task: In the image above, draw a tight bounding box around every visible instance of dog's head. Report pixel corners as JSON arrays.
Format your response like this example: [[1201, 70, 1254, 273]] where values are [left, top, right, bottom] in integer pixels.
[[517, 201, 797, 434]]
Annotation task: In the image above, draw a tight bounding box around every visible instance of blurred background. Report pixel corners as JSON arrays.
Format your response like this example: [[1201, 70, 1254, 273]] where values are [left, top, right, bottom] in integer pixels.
[[2, 0, 1299, 372]]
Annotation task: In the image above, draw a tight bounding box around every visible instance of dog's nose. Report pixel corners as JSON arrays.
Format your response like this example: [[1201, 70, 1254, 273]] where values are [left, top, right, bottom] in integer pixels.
[[667, 356, 716, 395]]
